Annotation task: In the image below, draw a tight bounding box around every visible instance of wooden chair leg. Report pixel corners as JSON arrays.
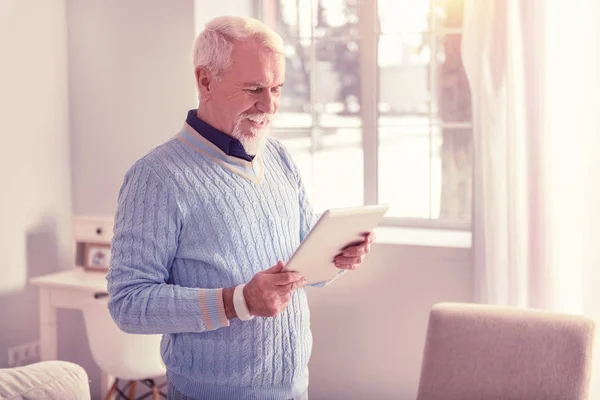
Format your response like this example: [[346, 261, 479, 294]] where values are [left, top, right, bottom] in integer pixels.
[[104, 378, 119, 400], [151, 383, 159, 400], [128, 380, 137, 400]]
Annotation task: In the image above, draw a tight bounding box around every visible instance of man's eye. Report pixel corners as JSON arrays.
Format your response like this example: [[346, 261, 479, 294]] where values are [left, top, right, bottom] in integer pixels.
[[271, 87, 282, 95], [246, 88, 263, 94]]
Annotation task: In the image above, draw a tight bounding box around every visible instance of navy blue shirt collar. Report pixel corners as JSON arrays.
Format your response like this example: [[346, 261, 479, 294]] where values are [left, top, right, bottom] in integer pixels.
[[185, 109, 254, 161]]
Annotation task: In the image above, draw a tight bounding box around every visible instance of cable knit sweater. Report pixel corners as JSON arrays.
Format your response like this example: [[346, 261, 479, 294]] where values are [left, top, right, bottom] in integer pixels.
[[106, 124, 324, 400]]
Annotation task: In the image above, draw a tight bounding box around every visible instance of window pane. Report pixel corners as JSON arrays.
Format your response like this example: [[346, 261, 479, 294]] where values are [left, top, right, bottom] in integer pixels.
[[309, 34, 363, 210], [437, 126, 472, 220], [267, 0, 314, 39], [275, 128, 363, 213], [435, 33, 472, 122], [378, 33, 471, 123], [378, 122, 436, 218], [272, 38, 312, 129], [378, 0, 430, 34], [314, 0, 360, 38], [311, 127, 363, 211], [315, 37, 362, 127], [265, 0, 360, 39], [377, 28, 472, 221], [378, 34, 430, 116], [378, 121, 472, 220]]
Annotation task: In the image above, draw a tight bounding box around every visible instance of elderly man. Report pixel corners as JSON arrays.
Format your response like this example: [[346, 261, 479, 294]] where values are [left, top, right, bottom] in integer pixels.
[[107, 15, 374, 400]]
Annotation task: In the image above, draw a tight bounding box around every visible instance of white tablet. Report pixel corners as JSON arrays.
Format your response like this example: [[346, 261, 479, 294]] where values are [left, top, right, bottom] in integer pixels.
[[283, 204, 389, 284]]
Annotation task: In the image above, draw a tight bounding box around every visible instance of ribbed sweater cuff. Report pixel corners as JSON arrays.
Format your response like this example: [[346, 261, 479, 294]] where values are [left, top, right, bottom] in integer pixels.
[[198, 289, 230, 330]]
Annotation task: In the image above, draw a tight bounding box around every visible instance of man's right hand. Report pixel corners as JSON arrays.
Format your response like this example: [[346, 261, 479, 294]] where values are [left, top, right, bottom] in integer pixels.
[[243, 261, 306, 317]]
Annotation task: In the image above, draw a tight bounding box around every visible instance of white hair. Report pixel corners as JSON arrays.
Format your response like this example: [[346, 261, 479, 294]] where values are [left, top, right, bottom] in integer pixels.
[[193, 16, 284, 79]]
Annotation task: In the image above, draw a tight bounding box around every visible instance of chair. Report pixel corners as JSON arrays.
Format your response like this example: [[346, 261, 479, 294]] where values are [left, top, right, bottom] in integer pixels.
[[416, 302, 596, 400], [82, 296, 167, 400]]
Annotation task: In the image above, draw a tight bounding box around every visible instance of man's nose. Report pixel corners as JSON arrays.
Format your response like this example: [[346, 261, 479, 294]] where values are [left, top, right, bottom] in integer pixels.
[[256, 90, 276, 114]]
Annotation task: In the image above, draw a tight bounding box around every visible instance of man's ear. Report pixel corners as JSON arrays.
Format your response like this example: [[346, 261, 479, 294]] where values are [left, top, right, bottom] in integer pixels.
[[195, 66, 212, 100]]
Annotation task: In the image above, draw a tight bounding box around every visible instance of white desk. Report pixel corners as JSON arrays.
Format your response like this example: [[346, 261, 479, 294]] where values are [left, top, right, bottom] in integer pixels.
[[29, 268, 113, 398]]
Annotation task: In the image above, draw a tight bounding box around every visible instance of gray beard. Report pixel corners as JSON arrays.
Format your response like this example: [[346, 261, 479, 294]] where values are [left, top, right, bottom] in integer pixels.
[[231, 124, 269, 156]]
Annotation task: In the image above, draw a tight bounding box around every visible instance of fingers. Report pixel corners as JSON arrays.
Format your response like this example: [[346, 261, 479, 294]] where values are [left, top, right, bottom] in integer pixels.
[[276, 278, 307, 294], [271, 271, 305, 286], [257, 261, 306, 289], [342, 243, 370, 257], [341, 233, 375, 257], [262, 260, 285, 274], [335, 255, 364, 266], [366, 231, 376, 243], [254, 268, 306, 294], [246, 261, 307, 318]]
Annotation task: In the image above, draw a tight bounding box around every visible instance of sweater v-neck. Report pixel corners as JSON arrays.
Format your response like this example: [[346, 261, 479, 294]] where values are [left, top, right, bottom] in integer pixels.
[[177, 123, 265, 184]]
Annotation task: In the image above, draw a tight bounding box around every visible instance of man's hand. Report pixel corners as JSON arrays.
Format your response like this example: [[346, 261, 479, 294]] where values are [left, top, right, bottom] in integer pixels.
[[333, 232, 376, 270], [224, 261, 306, 319]]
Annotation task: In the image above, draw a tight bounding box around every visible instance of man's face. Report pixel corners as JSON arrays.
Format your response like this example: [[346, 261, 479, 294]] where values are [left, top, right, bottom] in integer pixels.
[[198, 40, 285, 154]]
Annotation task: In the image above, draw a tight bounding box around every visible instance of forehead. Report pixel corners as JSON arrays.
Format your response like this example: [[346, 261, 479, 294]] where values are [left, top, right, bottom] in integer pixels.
[[227, 40, 285, 85]]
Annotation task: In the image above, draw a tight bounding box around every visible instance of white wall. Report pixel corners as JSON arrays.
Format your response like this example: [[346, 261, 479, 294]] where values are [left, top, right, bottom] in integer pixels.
[[65, 1, 195, 397], [68, 0, 197, 215], [194, 0, 254, 35], [0, 0, 72, 364], [307, 244, 472, 399]]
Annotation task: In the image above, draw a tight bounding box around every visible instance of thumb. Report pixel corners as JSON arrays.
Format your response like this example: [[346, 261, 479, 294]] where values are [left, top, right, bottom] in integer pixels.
[[263, 260, 285, 274]]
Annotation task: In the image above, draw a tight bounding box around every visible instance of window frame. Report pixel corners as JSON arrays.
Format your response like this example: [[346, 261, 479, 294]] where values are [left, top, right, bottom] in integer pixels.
[[256, 0, 472, 232]]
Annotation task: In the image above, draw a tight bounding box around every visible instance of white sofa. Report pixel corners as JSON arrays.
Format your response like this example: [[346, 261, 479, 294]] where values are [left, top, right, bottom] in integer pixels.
[[0, 361, 90, 400]]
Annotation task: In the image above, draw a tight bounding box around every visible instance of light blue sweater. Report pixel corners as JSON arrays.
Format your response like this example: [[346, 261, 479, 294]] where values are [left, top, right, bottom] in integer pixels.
[[107, 124, 327, 400]]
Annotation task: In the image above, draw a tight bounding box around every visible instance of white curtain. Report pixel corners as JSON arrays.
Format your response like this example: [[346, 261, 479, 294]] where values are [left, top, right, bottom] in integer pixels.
[[462, 0, 599, 395]]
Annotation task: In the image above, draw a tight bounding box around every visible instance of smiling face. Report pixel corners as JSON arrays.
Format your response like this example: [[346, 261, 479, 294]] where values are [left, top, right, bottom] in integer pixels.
[[196, 39, 285, 155]]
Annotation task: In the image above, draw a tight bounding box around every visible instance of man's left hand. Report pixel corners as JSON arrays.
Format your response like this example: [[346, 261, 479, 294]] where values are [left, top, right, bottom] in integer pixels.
[[333, 232, 376, 270]]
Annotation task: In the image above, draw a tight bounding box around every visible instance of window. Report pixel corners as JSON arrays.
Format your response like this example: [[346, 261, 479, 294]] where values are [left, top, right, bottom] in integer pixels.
[[256, 0, 472, 229]]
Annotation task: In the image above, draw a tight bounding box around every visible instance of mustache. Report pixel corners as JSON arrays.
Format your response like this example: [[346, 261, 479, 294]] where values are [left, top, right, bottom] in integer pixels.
[[239, 112, 272, 123]]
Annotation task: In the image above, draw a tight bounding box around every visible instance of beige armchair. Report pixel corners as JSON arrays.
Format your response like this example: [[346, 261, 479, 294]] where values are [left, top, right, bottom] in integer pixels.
[[417, 302, 595, 400]]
